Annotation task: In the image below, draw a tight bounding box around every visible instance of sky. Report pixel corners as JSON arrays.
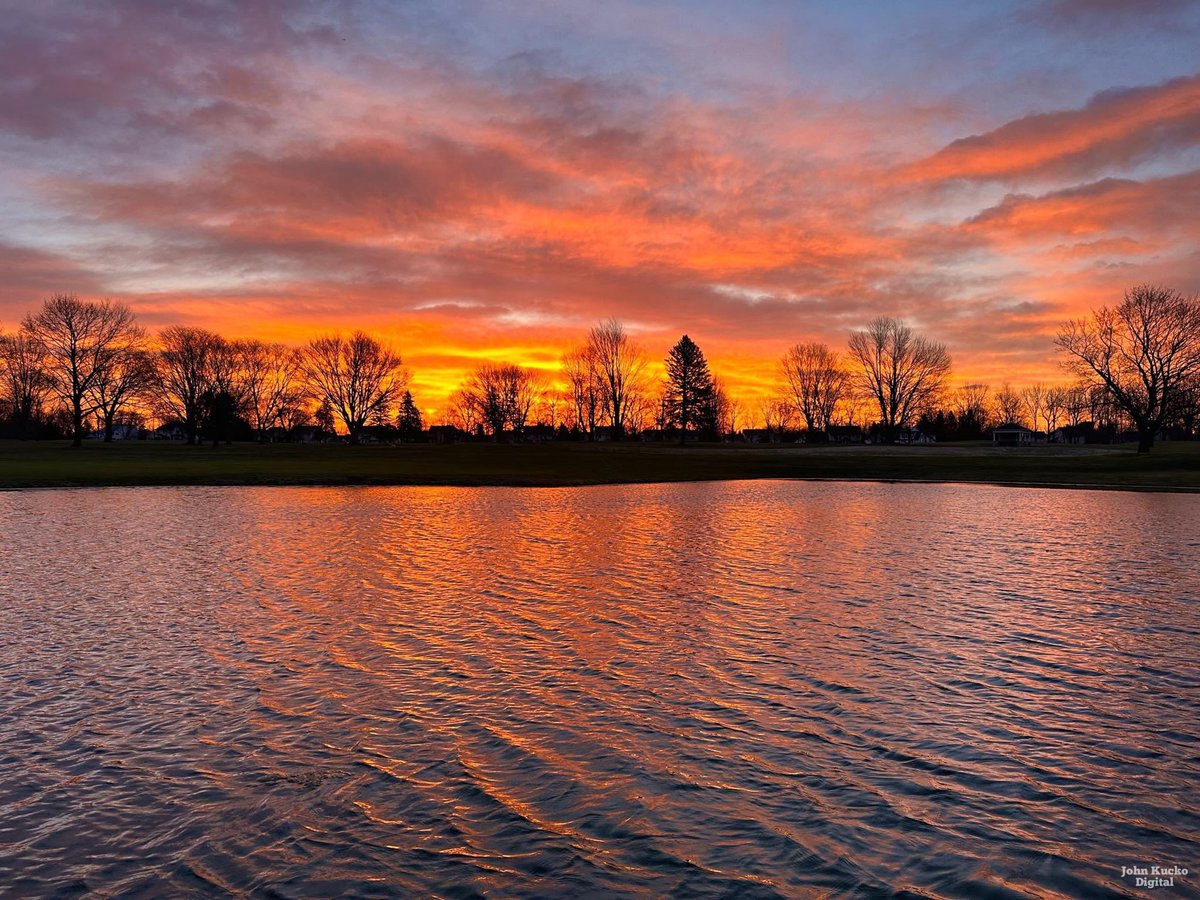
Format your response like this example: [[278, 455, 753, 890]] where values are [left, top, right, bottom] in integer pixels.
[[2, 0, 1199, 415]]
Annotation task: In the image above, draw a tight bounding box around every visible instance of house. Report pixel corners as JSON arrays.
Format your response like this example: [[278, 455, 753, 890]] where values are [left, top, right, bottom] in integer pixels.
[[1051, 423, 1092, 444], [827, 425, 864, 444], [291, 425, 333, 443], [89, 423, 141, 441], [522, 424, 556, 443], [740, 428, 776, 444], [992, 423, 1040, 445], [896, 428, 936, 444], [151, 423, 186, 441], [426, 425, 468, 444]]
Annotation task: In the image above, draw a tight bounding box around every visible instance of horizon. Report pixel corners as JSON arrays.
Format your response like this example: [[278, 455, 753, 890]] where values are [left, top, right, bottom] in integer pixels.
[[3, 2, 1200, 415]]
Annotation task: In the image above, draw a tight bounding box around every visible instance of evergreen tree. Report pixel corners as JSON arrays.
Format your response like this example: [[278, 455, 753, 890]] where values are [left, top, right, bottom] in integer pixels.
[[396, 390, 424, 441], [664, 334, 714, 444]]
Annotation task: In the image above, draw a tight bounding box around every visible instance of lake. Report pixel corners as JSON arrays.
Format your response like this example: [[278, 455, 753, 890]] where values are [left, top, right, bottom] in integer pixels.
[[1, 482, 1197, 897]]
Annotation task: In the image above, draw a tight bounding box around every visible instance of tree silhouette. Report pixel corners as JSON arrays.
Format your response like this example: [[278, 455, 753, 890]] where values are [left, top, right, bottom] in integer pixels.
[[780, 342, 849, 437], [237, 341, 305, 441], [460, 363, 542, 440], [1057, 284, 1200, 452], [562, 344, 603, 440], [0, 331, 53, 436], [663, 334, 714, 444], [89, 346, 155, 442], [758, 395, 793, 441], [303, 332, 405, 444], [314, 400, 336, 435], [587, 319, 647, 439], [200, 388, 240, 447], [994, 384, 1023, 425], [1022, 383, 1047, 432], [155, 326, 223, 445], [396, 390, 424, 440], [23, 294, 142, 447], [848, 318, 951, 442], [952, 383, 992, 432]]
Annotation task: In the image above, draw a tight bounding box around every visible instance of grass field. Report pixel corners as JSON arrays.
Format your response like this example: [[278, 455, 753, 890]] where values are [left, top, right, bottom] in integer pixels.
[[2, 439, 1199, 492]]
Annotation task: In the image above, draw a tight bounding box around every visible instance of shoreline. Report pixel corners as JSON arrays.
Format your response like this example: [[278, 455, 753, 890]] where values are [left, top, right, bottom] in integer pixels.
[[3, 475, 1198, 496], [3, 441, 1198, 494]]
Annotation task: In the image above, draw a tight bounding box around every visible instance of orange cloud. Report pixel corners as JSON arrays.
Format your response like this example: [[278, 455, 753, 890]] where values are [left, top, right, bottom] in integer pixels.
[[904, 75, 1200, 185]]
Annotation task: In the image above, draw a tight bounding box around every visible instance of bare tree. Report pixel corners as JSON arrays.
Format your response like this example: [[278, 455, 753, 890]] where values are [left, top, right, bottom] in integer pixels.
[[1176, 377, 1200, 436], [846, 317, 951, 441], [533, 390, 562, 430], [1022, 383, 1047, 432], [562, 344, 604, 439], [703, 377, 739, 439], [1086, 383, 1122, 431], [1057, 284, 1200, 452], [758, 395, 794, 441], [22, 295, 142, 447], [460, 363, 542, 440], [624, 388, 658, 436], [89, 346, 154, 442], [1043, 386, 1068, 436], [155, 326, 223, 444], [237, 340, 305, 441], [780, 342, 849, 436], [279, 399, 313, 435], [0, 330, 53, 435], [995, 383, 1024, 425], [206, 337, 243, 403], [447, 387, 482, 434], [952, 383, 991, 424], [587, 319, 647, 439], [1063, 384, 1089, 428], [303, 332, 406, 443]]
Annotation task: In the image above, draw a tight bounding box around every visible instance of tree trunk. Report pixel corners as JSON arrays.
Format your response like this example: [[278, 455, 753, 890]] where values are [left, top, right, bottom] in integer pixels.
[[72, 399, 84, 448], [1137, 428, 1154, 453], [104, 414, 114, 442]]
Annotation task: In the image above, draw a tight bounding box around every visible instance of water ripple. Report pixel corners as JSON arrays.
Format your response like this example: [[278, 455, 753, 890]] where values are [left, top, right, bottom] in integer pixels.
[[1, 481, 1198, 897]]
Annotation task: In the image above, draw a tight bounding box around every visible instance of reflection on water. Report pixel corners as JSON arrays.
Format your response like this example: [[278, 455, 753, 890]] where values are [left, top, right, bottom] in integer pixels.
[[0, 482, 1198, 897]]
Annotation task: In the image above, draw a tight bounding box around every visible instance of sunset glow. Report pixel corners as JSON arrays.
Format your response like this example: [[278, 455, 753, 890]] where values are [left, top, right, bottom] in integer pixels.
[[3, 1, 1199, 416]]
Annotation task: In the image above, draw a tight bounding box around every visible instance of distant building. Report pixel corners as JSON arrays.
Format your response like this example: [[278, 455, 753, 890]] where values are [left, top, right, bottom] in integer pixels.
[[1051, 423, 1092, 444], [896, 428, 936, 445], [426, 425, 468, 444], [992, 423, 1041, 446], [290, 425, 332, 443], [151, 423, 186, 441], [89, 423, 141, 441], [740, 428, 776, 444], [827, 425, 864, 444], [523, 424, 556, 443]]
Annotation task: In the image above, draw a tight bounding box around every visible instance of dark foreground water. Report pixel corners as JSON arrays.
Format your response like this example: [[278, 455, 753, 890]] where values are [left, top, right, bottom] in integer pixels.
[[1, 482, 1198, 898]]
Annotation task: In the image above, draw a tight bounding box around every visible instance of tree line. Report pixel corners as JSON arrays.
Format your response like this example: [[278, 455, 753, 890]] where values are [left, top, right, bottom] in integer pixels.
[[2, 284, 1198, 452]]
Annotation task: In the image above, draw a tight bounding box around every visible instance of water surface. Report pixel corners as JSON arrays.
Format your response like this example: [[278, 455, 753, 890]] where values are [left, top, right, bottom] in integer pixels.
[[1, 482, 1198, 897]]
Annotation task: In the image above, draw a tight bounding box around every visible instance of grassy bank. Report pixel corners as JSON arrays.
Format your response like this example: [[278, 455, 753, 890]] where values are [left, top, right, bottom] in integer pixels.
[[2, 439, 1199, 492]]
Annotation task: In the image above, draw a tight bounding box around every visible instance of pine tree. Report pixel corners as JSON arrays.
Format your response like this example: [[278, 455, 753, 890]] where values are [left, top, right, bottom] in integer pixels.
[[396, 390, 424, 441], [664, 334, 714, 444]]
